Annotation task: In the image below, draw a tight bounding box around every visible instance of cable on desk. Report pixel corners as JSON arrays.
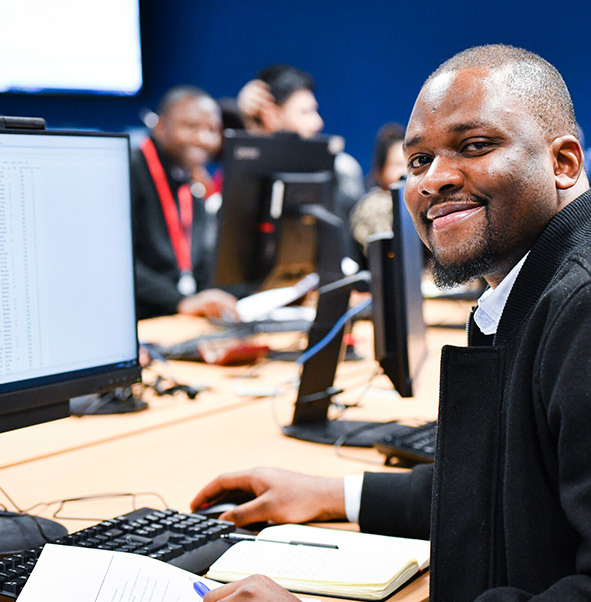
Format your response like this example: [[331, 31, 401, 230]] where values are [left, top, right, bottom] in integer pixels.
[[296, 298, 372, 366], [330, 366, 382, 417], [0, 484, 57, 544], [21, 491, 169, 522], [333, 419, 408, 466], [140, 343, 186, 385], [137, 346, 210, 401]]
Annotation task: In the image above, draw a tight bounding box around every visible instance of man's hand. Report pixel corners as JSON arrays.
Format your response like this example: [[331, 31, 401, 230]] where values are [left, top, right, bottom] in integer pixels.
[[177, 289, 239, 320], [204, 575, 299, 601], [190, 467, 346, 527], [237, 79, 274, 129]]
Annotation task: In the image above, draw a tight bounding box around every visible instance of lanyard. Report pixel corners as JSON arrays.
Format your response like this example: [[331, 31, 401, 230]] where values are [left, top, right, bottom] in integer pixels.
[[141, 138, 193, 274]]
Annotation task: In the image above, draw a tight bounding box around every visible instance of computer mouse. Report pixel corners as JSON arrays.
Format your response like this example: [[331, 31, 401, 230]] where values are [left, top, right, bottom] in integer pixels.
[[0, 511, 68, 553], [194, 490, 256, 519]]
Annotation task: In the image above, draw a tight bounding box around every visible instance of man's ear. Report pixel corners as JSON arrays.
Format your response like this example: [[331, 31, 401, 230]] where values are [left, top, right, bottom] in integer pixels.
[[552, 135, 584, 190]]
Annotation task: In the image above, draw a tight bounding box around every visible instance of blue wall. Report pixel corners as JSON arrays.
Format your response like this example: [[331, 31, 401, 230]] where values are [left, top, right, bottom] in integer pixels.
[[2, 0, 589, 172]]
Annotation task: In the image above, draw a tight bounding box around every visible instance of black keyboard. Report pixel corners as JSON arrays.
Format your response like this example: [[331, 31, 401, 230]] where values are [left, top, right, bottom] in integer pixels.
[[0, 508, 236, 601], [373, 421, 437, 465], [152, 319, 312, 361]]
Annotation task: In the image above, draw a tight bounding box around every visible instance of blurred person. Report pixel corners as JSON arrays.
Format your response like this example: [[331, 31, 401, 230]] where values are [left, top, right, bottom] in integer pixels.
[[349, 122, 406, 253], [237, 64, 365, 264], [131, 85, 238, 320], [239, 65, 324, 140]]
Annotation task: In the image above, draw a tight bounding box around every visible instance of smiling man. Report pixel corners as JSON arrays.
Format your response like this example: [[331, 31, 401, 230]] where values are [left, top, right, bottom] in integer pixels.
[[404, 53, 582, 290], [190, 45, 591, 601], [131, 86, 238, 320]]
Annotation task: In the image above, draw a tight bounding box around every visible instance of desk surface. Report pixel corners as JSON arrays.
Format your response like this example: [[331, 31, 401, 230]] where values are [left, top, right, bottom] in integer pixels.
[[0, 299, 471, 602]]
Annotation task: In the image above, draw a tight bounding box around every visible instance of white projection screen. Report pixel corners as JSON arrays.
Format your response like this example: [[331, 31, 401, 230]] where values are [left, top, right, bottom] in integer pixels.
[[0, 0, 142, 95]]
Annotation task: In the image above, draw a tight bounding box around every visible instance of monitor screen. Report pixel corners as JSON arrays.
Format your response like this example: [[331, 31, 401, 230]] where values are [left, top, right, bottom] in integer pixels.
[[282, 182, 427, 447], [213, 131, 349, 293], [0, 128, 141, 433], [0, 0, 142, 95]]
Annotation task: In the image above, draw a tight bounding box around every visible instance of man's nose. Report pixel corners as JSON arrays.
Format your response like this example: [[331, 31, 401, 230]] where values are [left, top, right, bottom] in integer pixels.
[[419, 156, 463, 196]]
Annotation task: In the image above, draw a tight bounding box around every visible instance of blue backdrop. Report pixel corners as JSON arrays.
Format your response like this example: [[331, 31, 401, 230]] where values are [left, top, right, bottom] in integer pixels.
[[2, 0, 589, 172]]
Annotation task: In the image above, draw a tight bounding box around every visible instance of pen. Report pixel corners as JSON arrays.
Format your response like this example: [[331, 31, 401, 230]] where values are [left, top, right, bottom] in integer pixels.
[[193, 580, 211, 598], [221, 532, 339, 549]]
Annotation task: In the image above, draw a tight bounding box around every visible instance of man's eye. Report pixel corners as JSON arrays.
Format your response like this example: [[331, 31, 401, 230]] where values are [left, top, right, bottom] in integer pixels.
[[463, 140, 494, 153], [408, 155, 431, 169]]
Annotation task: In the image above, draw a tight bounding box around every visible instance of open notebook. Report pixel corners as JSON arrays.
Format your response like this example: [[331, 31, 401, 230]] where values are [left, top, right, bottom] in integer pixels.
[[207, 524, 430, 601]]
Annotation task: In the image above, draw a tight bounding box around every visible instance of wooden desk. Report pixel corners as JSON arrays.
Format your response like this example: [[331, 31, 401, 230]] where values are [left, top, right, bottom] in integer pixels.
[[0, 300, 471, 602]]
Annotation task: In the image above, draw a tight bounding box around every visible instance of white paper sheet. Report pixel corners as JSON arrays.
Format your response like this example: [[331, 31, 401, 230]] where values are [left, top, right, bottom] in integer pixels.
[[17, 544, 221, 602], [235, 273, 319, 322]]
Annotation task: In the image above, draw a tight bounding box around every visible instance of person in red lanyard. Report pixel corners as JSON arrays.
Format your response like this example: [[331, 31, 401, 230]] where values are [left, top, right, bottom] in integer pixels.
[[131, 85, 238, 321]]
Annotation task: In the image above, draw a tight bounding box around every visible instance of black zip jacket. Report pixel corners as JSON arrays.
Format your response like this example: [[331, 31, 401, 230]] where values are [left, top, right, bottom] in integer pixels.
[[359, 189, 591, 601]]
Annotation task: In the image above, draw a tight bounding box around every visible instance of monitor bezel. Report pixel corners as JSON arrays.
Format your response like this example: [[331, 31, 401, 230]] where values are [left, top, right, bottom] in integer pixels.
[[0, 127, 141, 434]]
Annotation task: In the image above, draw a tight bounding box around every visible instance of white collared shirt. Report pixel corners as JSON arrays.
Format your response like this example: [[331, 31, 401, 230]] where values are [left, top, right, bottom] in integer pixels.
[[473, 254, 528, 335], [344, 254, 529, 523]]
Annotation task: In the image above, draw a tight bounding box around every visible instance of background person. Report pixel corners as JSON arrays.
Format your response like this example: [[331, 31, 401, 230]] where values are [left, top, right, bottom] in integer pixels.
[[349, 122, 406, 255], [131, 85, 238, 320], [236, 65, 366, 265]]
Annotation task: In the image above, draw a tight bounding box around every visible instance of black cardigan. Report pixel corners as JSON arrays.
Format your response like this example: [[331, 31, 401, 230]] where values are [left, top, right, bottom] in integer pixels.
[[360, 189, 591, 601]]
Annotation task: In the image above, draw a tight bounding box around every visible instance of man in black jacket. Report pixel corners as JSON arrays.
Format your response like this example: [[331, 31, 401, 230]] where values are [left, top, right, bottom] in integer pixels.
[[132, 86, 238, 320], [191, 45, 591, 601]]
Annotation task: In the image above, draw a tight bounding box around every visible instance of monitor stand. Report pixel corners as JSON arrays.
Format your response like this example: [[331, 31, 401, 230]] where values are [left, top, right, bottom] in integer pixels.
[[70, 387, 147, 416], [283, 273, 409, 448], [0, 511, 67, 553]]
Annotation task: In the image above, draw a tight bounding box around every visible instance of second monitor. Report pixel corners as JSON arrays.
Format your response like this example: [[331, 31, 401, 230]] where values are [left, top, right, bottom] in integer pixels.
[[213, 131, 352, 293]]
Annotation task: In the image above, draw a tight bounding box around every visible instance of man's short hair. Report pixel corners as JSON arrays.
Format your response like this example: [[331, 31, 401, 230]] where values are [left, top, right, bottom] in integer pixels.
[[426, 44, 578, 139], [156, 85, 215, 117], [257, 65, 315, 106]]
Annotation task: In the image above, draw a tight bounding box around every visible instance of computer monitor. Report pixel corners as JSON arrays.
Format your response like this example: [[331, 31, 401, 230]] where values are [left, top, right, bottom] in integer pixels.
[[213, 131, 350, 293], [0, 0, 142, 95], [368, 182, 427, 398], [0, 127, 141, 435], [282, 182, 427, 447], [0, 123, 141, 552]]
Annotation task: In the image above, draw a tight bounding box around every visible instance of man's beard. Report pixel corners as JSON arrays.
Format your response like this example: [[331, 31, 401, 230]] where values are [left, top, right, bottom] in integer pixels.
[[427, 215, 495, 288], [428, 247, 492, 288]]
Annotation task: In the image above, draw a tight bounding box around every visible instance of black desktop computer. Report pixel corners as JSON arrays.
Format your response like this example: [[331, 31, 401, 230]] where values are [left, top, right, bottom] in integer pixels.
[[213, 130, 354, 293]]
